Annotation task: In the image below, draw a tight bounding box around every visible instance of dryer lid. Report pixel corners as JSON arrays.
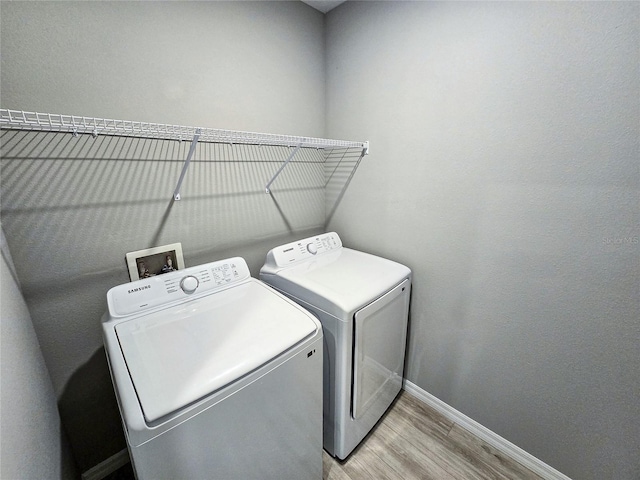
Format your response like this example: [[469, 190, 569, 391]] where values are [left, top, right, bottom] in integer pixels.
[[262, 248, 411, 318], [114, 279, 318, 423]]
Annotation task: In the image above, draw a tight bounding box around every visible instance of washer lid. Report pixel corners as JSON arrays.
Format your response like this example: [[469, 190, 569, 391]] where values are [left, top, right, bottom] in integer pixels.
[[115, 279, 318, 423]]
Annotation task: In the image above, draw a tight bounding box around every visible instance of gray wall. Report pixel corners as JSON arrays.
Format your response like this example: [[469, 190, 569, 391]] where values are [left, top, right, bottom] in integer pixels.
[[325, 2, 639, 480], [0, 1, 325, 134], [1, 0, 327, 472], [1, 228, 77, 479]]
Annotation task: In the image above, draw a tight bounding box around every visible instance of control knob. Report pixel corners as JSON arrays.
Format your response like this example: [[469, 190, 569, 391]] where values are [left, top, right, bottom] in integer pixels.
[[180, 275, 199, 294], [306, 243, 318, 255]]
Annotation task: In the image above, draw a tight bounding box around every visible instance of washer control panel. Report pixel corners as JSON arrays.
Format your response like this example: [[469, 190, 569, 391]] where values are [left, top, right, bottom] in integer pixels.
[[107, 257, 250, 317], [264, 232, 343, 268]]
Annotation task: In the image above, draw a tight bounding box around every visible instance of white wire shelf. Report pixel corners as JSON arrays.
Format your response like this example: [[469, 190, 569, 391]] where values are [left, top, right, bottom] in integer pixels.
[[0, 108, 367, 151], [0, 108, 368, 200]]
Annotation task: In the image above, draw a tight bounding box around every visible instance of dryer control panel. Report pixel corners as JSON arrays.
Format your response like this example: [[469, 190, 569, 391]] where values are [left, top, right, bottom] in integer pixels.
[[264, 232, 343, 268], [107, 257, 251, 317]]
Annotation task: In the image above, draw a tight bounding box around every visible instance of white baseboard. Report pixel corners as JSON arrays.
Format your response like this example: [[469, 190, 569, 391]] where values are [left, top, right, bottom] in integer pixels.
[[81, 448, 130, 480], [402, 380, 572, 480]]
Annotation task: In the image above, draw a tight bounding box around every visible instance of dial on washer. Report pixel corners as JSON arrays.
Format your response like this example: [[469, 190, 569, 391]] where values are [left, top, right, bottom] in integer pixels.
[[180, 275, 199, 294]]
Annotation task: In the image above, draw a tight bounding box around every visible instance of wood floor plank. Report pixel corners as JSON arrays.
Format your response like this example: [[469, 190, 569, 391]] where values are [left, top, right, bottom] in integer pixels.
[[382, 409, 499, 480], [323, 390, 546, 480], [395, 391, 454, 437], [366, 420, 457, 480], [447, 424, 544, 480], [338, 444, 401, 480], [385, 393, 509, 479], [323, 450, 354, 480]]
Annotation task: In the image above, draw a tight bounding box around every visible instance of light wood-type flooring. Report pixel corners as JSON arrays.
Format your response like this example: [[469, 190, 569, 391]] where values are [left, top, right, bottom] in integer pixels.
[[323, 391, 545, 480]]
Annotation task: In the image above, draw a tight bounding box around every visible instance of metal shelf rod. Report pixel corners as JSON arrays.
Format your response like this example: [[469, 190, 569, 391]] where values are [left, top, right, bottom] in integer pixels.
[[265, 144, 301, 194], [173, 129, 201, 201]]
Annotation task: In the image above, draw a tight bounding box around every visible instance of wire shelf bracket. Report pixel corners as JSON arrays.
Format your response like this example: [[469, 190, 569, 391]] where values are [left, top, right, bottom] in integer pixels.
[[265, 144, 301, 194], [173, 129, 201, 201]]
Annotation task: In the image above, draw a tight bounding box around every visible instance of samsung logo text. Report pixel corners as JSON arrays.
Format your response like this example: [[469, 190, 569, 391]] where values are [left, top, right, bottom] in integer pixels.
[[128, 285, 152, 294]]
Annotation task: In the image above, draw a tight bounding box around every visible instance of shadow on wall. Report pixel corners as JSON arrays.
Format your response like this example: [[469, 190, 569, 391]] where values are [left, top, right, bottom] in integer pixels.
[[324, 145, 366, 224], [58, 347, 126, 474]]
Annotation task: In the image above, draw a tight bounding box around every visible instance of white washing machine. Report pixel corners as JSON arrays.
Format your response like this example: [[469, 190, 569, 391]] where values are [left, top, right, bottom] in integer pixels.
[[260, 232, 411, 459], [102, 257, 323, 479]]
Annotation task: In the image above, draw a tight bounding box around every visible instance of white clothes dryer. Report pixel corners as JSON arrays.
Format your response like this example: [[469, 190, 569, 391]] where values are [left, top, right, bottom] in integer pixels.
[[260, 232, 411, 459], [102, 257, 323, 479]]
